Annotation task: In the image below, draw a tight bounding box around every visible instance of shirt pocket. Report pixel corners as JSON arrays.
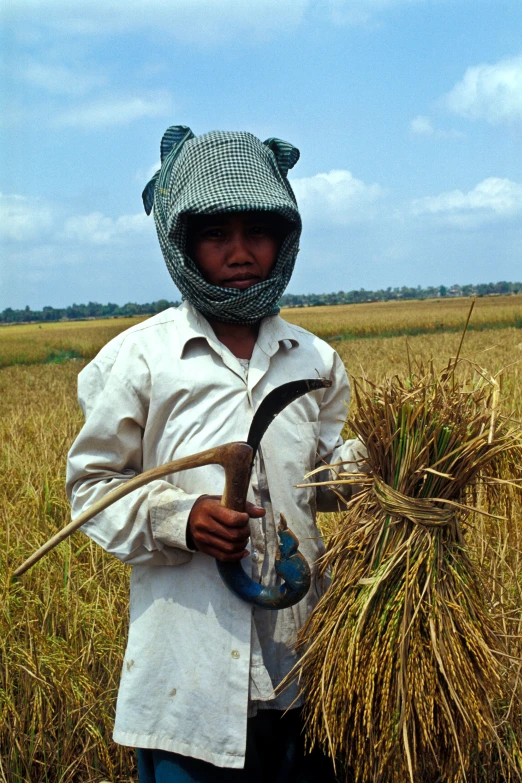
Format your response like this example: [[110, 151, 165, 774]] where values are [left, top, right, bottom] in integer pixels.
[[296, 420, 321, 474]]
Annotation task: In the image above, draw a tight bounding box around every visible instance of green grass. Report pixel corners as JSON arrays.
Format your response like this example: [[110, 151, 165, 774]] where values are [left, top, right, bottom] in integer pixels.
[[326, 315, 522, 343], [44, 350, 84, 364]]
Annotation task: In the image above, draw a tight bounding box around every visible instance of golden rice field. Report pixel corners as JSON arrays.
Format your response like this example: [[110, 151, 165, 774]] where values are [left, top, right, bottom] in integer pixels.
[[286, 293, 522, 341], [1, 293, 521, 368], [0, 318, 144, 368], [1, 296, 521, 782]]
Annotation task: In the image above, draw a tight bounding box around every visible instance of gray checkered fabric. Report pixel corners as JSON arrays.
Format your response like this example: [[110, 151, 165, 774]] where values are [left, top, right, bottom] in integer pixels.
[[142, 126, 301, 324]]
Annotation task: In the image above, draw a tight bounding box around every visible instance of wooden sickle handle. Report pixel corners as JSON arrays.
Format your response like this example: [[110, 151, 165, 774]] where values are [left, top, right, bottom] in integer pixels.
[[13, 442, 251, 579]]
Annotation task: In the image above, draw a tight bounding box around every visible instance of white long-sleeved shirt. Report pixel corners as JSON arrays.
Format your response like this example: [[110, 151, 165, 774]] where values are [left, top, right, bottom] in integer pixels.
[[66, 300, 362, 769]]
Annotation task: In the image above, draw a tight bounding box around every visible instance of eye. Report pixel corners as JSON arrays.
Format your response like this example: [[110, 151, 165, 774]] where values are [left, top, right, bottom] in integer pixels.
[[249, 223, 272, 237], [200, 226, 225, 239]]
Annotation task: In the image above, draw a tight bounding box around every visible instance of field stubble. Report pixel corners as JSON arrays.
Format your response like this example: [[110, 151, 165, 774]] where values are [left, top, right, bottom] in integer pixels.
[[1, 299, 521, 781]]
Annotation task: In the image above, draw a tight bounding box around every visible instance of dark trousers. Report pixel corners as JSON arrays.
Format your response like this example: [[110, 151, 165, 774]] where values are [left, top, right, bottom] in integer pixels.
[[137, 709, 337, 782]]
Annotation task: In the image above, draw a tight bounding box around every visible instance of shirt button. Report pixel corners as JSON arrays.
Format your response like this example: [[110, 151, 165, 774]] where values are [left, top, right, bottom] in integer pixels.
[[231, 650, 240, 659], [251, 551, 260, 562]]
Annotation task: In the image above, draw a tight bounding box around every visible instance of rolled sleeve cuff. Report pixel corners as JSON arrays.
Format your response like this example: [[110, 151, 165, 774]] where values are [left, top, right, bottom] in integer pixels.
[[150, 486, 201, 552], [330, 437, 369, 496], [332, 437, 368, 477], [316, 438, 369, 510]]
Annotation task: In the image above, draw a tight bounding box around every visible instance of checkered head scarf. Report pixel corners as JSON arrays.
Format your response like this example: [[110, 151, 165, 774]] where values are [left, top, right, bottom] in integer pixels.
[[142, 126, 301, 324]]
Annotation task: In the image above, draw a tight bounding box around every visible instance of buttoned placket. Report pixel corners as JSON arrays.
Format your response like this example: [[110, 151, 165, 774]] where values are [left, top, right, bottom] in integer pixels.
[[198, 314, 309, 716], [250, 451, 267, 580], [242, 329, 280, 582], [236, 338, 303, 712], [227, 351, 268, 580], [181, 316, 314, 715], [225, 337, 289, 709]]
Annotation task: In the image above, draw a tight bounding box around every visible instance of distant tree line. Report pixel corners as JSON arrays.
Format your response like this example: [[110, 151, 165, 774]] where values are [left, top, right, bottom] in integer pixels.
[[1, 281, 521, 324], [0, 299, 180, 324], [280, 281, 522, 308]]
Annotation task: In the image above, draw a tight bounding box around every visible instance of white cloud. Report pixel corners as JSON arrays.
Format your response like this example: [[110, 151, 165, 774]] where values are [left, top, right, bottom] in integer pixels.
[[0, 190, 154, 252], [3, 0, 308, 43], [410, 115, 434, 135], [442, 54, 522, 124], [409, 114, 464, 139], [0, 193, 54, 241], [291, 169, 384, 225], [61, 211, 153, 244], [21, 60, 104, 95], [411, 177, 522, 228], [52, 92, 173, 128]]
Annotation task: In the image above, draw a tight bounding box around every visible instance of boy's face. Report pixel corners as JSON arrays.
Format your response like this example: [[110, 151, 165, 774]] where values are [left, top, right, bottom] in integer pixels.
[[186, 211, 282, 290]]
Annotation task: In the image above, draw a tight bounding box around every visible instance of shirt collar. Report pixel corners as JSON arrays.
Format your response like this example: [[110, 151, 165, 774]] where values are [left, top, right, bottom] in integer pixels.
[[176, 300, 300, 359], [256, 313, 300, 357], [176, 300, 219, 358]]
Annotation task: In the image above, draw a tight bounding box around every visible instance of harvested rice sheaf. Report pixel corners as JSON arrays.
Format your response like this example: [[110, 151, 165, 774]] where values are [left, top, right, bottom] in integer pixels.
[[293, 361, 522, 783]]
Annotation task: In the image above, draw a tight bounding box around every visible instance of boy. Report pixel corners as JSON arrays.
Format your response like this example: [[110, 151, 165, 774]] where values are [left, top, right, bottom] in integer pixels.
[[66, 126, 364, 782]]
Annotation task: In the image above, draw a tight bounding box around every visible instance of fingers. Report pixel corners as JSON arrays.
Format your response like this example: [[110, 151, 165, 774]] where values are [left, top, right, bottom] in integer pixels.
[[212, 505, 252, 528], [194, 533, 249, 562], [207, 519, 250, 545], [188, 496, 253, 561], [197, 532, 250, 562], [188, 496, 267, 561]]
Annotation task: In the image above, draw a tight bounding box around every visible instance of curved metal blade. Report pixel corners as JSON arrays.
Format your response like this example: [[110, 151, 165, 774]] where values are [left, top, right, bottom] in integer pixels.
[[247, 378, 332, 458]]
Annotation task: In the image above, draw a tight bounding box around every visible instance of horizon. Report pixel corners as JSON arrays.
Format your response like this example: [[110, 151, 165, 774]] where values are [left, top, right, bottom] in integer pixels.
[[2, 279, 521, 322]]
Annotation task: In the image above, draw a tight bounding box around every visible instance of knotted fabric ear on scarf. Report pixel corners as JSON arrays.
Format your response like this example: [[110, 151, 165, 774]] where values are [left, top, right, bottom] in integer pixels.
[[142, 126, 302, 324], [142, 125, 195, 216], [263, 137, 300, 177]]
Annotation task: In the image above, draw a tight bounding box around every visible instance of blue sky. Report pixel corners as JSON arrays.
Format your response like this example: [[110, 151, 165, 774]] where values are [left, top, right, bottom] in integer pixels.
[[1, 0, 521, 310]]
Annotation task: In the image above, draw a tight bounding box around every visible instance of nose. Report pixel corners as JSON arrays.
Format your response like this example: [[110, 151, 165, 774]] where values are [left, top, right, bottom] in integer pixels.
[[227, 230, 254, 265]]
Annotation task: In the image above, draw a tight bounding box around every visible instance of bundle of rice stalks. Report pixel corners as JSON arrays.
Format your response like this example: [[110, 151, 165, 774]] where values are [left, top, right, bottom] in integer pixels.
[[292, 360, 522, 783]]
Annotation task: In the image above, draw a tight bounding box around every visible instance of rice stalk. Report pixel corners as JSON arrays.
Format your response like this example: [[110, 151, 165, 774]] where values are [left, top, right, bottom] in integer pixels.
[[290, 360, 522, 782]]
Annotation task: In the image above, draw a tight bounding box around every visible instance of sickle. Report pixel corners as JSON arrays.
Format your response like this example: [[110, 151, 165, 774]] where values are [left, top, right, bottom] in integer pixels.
[[13, 378, 331, 610], [217, 378, 330, 609]]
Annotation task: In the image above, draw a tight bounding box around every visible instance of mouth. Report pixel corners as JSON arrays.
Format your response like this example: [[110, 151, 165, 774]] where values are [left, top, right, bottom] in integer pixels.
[[223, 276, 260, 290]]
